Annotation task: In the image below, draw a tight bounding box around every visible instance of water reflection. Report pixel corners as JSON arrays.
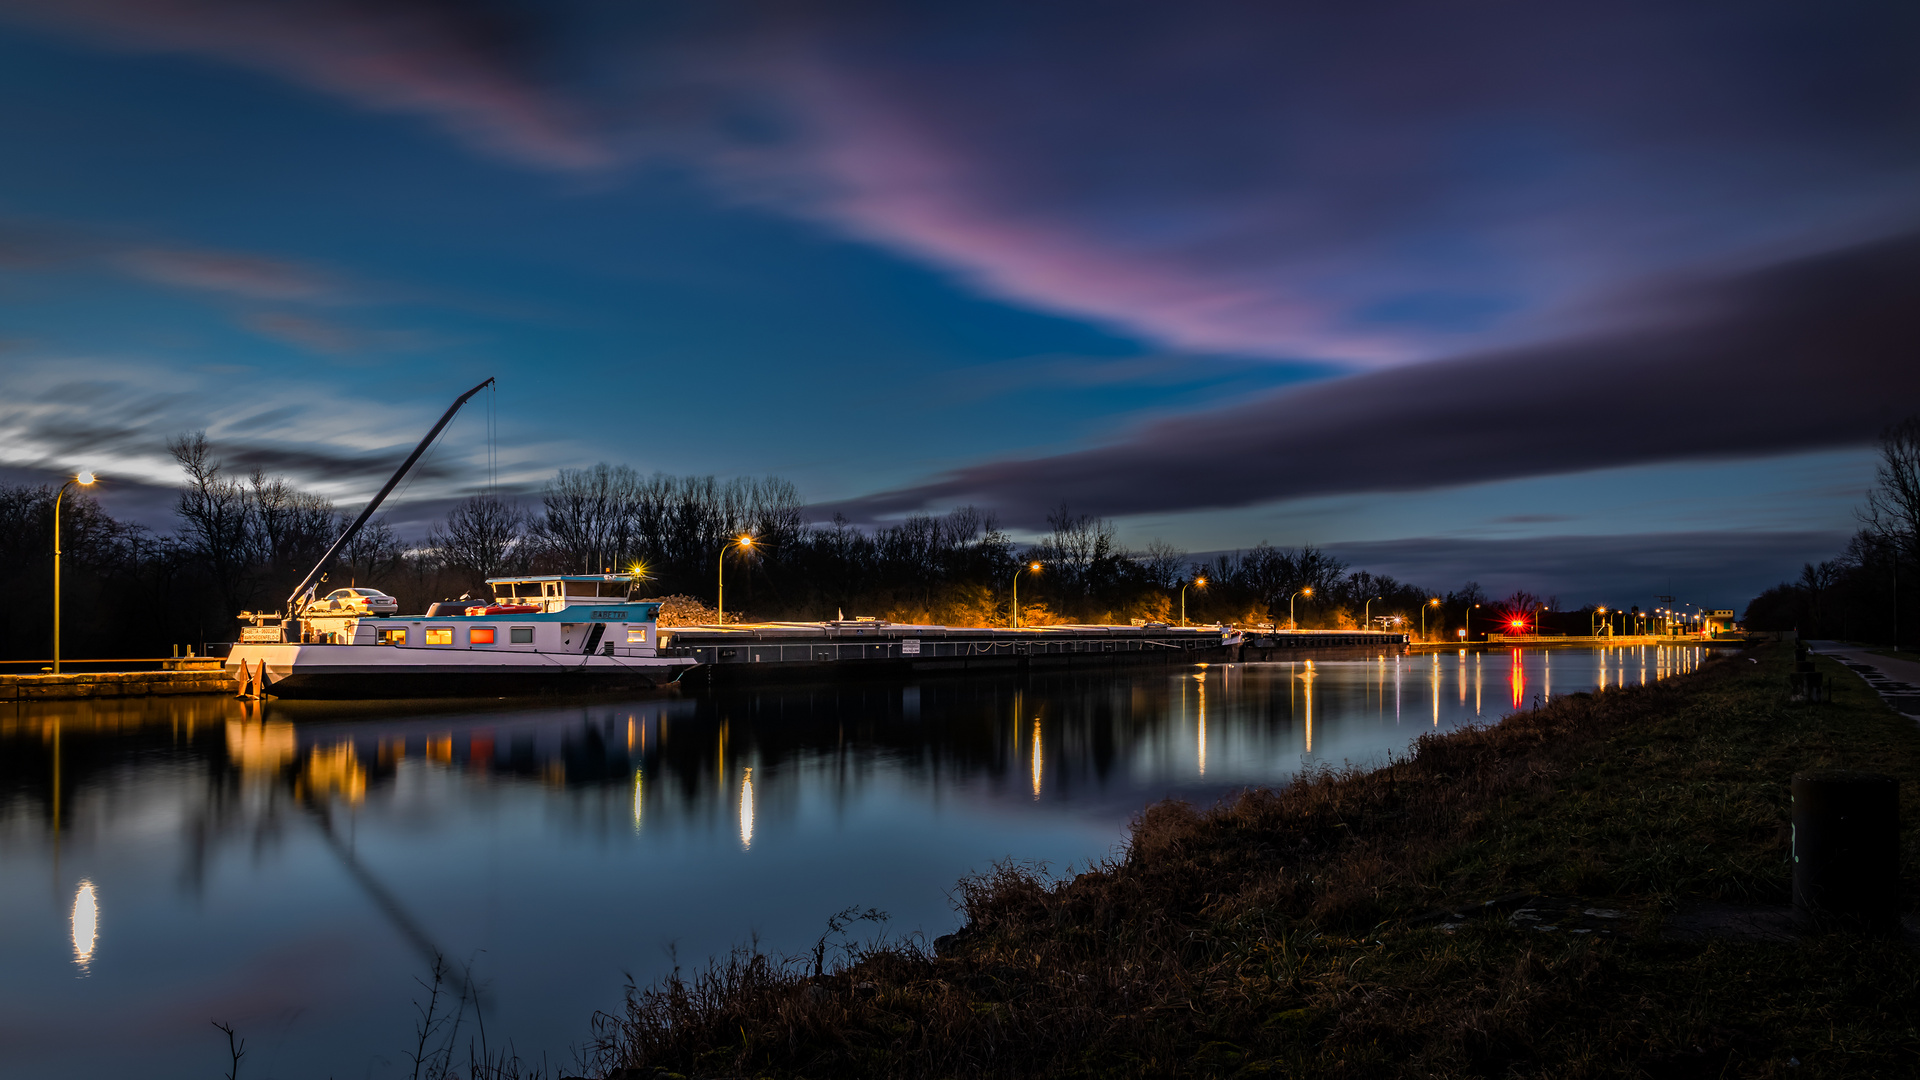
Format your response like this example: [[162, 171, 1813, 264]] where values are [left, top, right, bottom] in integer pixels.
[[70, 881, 95, 971], [1, 647, 1714, 1079], [739, 767, 755, 850], [1031, 720, 1044, 798]]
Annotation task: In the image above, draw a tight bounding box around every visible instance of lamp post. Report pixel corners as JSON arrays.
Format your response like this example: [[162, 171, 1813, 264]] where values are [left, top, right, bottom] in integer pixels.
[[53, 471, 96, 674], [1363, 595, 1381, 631], [716, 534, 754, 625], [1180, 576, 1207, 627], [1010, 560, 1043, 627], [1422, 597, 1440, 641], [1288, 587, 1313, 630], [1465, 602, 1480, 642], [1592, 606, 1608, 637]]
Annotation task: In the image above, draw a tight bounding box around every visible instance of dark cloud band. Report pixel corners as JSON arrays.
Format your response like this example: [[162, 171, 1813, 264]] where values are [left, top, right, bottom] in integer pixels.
[[817, 233, 1920, 526]]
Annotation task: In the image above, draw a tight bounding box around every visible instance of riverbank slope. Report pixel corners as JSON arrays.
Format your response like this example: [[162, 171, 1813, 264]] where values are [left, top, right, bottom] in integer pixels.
[[594, 642, 1919, 1078]]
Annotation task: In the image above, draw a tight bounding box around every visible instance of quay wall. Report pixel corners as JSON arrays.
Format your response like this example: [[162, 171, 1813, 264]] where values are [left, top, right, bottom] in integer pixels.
[[0, 669, 234, 701]]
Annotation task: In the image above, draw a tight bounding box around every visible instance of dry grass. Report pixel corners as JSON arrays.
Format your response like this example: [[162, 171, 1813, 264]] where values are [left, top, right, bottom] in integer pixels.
[[590, 644, 1920, 1078]]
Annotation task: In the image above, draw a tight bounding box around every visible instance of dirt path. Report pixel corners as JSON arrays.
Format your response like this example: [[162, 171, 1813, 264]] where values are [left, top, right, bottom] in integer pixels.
[[1806, 639, 1920, 720]]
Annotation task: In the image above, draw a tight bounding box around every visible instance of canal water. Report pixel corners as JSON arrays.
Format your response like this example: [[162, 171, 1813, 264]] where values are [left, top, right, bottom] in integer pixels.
[[1, 646, 1707, 1078]]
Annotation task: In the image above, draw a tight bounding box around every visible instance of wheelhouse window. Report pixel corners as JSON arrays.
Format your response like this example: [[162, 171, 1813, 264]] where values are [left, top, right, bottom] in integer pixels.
[[510, 626, 534, 644], [626, 626, 648, 643], [469, 627, 496, 645], [424, 627, 453, 645], [377, 627, 406, 645]]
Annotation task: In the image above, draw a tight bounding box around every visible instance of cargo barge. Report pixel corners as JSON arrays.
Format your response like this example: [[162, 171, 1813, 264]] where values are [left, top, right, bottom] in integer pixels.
[[662, 621, 1409, 687], [226, 574, 695, 698]]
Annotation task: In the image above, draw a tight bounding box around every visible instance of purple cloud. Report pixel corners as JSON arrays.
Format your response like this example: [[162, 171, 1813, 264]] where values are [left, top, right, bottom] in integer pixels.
[[814, 232, 1920, 526], [118, 247, 341, 301], [0, 0, 606, 169], [695, 2, 1920, 363], [6, 3, 1913, 367]]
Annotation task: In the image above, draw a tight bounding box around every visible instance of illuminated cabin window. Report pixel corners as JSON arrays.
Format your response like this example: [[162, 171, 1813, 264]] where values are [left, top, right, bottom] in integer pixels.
[[424, 627, 453, 645], [470, 627, 496, 645], [377, 627, 406, 645], [627, 626, 648, 643], [510, 627, 534, 644]]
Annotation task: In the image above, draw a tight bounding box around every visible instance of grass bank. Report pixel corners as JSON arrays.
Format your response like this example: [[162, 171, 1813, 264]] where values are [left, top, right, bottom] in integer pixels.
[[591, 643, 1920, 1078]]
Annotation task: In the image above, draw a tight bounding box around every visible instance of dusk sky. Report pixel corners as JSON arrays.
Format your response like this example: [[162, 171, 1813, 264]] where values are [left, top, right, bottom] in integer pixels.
[[2, 1, 1916, 609]]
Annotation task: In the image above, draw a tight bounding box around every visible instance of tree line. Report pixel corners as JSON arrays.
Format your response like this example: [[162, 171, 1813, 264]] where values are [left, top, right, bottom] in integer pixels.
[[1744, 415, 1920, 646], [1, 432, 1590, 659]]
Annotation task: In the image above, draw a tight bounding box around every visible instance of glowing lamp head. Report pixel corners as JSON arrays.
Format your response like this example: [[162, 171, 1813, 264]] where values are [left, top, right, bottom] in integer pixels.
[[1429, 598, 1441, 606], [627, 561, 650, 579], [1302, 587, 1313, 597], [737, 535, 754, 548], [76, 471, 95, 486], [1028, 561, 1042, 572], [1195, 576, 1207, 588]]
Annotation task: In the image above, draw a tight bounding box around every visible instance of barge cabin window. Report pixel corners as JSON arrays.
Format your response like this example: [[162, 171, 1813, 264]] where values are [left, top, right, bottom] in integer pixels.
[[377, 627, 406, 645], [627, 626, 649, 643], [470, 627, 496, 645], [510, 627, 534, 644], [424, 627, 453, 645]]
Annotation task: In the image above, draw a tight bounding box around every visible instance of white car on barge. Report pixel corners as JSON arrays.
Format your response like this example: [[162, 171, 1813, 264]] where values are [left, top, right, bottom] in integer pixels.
[[227, 574, 695, 699]]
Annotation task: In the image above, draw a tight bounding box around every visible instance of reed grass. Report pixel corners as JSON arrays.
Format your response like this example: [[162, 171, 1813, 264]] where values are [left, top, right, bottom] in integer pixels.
[[591, 644, 1920, 1078]]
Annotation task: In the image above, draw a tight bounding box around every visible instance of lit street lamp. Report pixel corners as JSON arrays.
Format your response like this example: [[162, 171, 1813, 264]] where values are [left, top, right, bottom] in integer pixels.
[[1592, 606, 1608, 637], [53, 471, 96, 674], [1363, 595, 1381, 631], [1464, 602, 1481, 642], [1422, 597, 1440, 641], [1181, 575, 1207, 627], [1288, 587, 1313, 630], [716, 534, 754, 625], [1010, 560, 1042, 628]]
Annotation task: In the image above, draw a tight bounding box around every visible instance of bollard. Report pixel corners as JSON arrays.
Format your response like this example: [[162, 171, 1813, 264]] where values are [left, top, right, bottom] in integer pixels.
[[1792, 770, 1899, 933]]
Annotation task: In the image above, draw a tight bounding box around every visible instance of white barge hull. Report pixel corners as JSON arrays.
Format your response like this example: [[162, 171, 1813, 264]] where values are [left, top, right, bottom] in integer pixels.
[[226, 644, 696, 699]]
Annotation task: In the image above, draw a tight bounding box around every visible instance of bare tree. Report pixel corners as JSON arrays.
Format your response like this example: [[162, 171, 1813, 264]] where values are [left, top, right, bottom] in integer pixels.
[[1864, 416, 1920, 548], [342, 517, 404, 588], [1138, 540, 1185, 591], [1860, 415, 1920, 646], [169, 431, 254, 616], [430, 495, 528, 589], [246, 468, 336, 594]]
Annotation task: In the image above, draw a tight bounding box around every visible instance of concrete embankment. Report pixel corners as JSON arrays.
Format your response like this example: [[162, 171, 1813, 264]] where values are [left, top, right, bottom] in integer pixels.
[[0, 669, 233, 701]]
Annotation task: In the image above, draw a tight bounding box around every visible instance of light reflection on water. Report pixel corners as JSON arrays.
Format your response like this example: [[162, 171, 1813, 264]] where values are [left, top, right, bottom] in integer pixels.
[[0, 646, 1709, 1078]]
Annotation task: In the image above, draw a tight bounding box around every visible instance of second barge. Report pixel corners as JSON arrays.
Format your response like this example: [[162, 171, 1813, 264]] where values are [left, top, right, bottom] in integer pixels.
[[663, 621, 1409, 686]]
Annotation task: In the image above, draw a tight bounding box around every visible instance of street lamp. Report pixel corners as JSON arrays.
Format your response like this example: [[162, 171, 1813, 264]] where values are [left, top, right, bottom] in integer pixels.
[[1464, 602, 1481, 642], [53, 471, 96, 674], [1592, 606, 1607, 637], [1422, 598, 1440, 641], [716, 534, 754, 625], [1010, 560, 1043, 627], [1181, 575, 1207, 627], [1288, 587, 1313, 630], [1363, 595, 1381, 631]]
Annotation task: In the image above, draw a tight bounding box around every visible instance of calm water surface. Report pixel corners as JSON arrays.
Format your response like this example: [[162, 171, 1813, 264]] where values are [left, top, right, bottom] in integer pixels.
[[1, 646, 1708, 1078]]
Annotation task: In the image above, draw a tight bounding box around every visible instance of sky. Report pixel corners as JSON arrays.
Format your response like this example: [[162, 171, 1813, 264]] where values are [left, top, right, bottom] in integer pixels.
[[0, 1, 1915, 610]]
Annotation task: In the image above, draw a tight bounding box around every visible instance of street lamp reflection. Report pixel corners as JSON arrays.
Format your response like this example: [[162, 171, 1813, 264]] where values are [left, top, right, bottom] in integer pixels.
[[739, 767, 754, 850], [72, 880, 97, 969]]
